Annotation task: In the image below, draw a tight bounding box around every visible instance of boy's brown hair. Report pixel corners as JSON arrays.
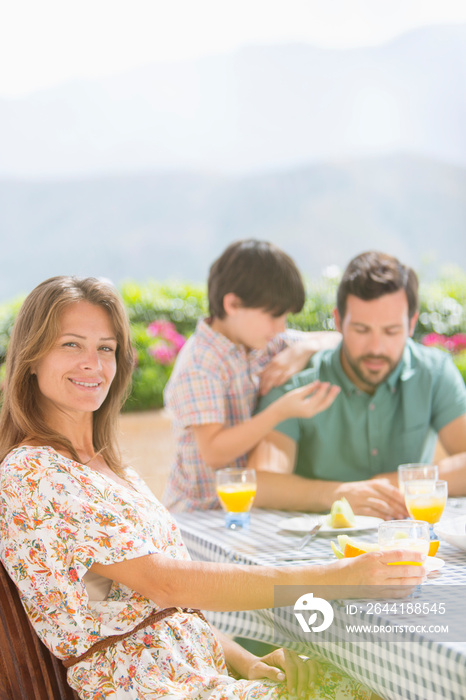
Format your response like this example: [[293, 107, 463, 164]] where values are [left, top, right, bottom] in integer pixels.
[[336, 251, 419, 320], [208, 239, 305, 319]]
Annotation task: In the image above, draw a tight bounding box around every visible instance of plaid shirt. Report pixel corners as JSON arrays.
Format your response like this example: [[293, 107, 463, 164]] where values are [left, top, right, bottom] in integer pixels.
[[163, 319, 301, 512]]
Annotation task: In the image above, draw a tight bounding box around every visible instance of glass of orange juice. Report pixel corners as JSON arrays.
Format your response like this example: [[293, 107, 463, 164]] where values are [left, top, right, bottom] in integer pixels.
[[215, 467, 257, 529], [378, 520, 430, 565], [404, 479, 448, 538], [397, 463, 438, 494]]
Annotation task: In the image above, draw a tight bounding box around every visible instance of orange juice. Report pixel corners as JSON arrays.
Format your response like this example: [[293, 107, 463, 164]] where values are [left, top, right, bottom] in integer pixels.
[[380, 540, 429, 565], [216, 483, 257, 512], [406, 497, 446, 524]]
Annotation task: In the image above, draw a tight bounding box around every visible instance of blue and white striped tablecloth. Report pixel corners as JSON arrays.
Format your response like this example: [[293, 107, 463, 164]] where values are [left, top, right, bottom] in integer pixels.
[[175, 500, 466, 700]]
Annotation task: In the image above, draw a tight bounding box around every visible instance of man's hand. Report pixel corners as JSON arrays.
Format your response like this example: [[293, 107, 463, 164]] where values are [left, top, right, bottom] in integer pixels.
[[334, 478, 408, 520]]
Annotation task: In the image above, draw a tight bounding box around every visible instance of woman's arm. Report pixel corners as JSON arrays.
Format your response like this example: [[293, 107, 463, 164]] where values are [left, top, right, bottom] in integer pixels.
[[90, 550, 425, 612]]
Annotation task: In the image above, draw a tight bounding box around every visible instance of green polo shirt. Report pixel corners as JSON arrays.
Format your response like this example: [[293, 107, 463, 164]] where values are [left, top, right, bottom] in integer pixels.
[[256, 339, 466, 482]]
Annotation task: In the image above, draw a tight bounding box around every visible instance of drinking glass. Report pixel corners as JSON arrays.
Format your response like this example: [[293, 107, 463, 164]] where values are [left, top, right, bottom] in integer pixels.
[[378, 520, 430, 565], [215, 468, 257, 529], [397, 463, 438, 494], [404, 479, 448, 538]]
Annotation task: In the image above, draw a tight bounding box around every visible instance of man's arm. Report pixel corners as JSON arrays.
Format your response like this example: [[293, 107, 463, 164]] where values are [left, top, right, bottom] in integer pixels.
[[436, 414, 466, 496], [247, 430, 297, 474], [249, 431, 407, 519]]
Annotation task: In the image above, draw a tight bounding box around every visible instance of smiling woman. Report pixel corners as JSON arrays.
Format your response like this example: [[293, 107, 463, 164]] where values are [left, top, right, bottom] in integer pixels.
[[0, 276, 134, 476], [32, 303, 117, 420]]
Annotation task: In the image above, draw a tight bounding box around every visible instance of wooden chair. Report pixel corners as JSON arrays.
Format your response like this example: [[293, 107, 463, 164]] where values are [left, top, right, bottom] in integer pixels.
[[0, 561, 79, 699]]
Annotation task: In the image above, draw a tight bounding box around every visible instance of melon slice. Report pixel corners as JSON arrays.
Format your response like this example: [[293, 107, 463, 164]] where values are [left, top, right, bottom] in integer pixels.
[[326, 497, 356, 528]]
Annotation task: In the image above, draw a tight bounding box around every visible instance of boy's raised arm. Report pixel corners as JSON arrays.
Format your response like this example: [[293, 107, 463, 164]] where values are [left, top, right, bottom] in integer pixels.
[[259, 331, 341, 395], [191, 382, 340, 468]]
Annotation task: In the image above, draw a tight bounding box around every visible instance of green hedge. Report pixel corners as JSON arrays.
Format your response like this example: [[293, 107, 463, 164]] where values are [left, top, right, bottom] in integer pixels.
[[1, 269, 465, 412], [119, 280, 207, 410]]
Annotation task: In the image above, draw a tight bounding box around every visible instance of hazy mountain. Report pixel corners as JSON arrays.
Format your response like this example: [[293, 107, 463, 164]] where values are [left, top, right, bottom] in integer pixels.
[[0, 153, 465, 301], [1, 24, 466, 178]]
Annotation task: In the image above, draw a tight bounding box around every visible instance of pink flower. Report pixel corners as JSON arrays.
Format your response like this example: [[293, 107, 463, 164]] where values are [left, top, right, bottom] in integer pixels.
[[422, 333, 466, 355], [147, 320, 172, 338], [422, 333, 446, 348], [450, 334, 466, 352], [147, 320, 186, 365], [149, 344, 176, 365]]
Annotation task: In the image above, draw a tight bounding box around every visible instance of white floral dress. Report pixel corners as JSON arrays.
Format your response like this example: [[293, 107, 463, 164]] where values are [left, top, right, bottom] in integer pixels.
[[0, 446, 371, 700]]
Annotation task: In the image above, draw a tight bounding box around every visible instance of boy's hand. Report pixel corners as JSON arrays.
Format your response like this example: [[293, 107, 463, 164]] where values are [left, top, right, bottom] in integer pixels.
[[259, 345, 307, 395], [259, 333, 341, 396], [274, 381, 340, 422]]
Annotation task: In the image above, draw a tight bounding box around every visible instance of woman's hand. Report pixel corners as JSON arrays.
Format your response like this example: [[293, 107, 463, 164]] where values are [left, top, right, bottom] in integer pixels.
[[330, 550, 427, 598], [247, 648, 316, 698], [218, 632, 315, 696]]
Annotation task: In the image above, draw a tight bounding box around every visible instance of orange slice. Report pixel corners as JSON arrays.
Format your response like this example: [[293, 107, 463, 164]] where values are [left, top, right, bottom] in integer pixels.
[[330, 535, 379, 559], [344, 543, 367, 558], [428, 540, 440, 557], [339, 536, 379, 555]]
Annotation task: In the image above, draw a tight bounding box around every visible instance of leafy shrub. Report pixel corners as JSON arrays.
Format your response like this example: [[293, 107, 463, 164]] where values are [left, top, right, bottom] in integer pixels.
[[124, 318, 187, 412], [421, 332, 466, 385], [452, 351, 466, 386], [119, 281, 206, 411], [289, 271, 339, 332], [120, 280, 207, 335], [416, 267, 466, 340], [0, 296, 25, 365]]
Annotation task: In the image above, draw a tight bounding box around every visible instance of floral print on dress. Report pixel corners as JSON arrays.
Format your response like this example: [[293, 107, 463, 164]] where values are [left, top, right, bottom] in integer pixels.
[[0, 446, 371, 700]]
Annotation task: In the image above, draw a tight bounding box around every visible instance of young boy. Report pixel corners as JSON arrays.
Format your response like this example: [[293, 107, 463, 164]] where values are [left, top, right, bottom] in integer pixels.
[[163, 239, 340, 512]]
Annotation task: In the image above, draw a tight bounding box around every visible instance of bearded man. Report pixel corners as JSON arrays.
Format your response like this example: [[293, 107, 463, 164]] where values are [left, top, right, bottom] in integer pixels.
[[250, 251, 466, 519]]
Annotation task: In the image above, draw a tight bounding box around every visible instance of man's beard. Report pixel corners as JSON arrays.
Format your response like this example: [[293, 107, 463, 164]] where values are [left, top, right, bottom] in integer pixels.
[[342, 348, 398, 390]]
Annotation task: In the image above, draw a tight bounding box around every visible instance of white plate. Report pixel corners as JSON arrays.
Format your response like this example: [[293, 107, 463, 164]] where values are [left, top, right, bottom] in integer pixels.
[[277, 514, 383, 534], [426, 556, 444, 573], [434, 516, 466, 552]]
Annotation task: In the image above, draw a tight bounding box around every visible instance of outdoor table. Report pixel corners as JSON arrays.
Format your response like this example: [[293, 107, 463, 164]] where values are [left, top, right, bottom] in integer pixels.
[[174, 499, 466, 700]]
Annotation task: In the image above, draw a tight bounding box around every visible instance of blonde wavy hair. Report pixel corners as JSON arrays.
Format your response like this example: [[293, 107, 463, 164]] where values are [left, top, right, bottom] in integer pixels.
[[0, 276, 134, 474]]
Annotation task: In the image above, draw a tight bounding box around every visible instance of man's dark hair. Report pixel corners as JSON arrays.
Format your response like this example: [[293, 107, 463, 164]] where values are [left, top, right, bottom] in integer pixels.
[[208, 239, 305, 320], [336, 251, 419, 319]]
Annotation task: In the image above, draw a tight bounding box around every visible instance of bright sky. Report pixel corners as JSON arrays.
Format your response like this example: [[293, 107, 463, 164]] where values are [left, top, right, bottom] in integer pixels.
[[2, 0, 466, 98]]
